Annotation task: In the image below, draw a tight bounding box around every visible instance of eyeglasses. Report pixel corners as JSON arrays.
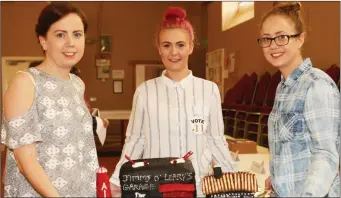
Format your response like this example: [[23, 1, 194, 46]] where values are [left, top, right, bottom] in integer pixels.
[[257, 33, 302, 48]]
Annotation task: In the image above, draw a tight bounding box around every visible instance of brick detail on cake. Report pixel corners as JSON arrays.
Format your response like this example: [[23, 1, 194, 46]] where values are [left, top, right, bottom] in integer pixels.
[[202, 171, 258, 196]]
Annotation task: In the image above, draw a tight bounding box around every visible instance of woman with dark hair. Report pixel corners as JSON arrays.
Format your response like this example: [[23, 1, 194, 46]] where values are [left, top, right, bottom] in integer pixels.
[[1, 2, 98, 197], [28, 60, 43, 68]]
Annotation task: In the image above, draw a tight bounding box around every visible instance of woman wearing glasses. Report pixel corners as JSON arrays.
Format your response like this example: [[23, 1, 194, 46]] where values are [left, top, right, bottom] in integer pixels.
[[257, 2, 340, 197]]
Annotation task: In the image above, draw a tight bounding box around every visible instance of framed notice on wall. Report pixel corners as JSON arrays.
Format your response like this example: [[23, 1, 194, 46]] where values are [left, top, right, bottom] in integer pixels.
[[113, 80, 123, 94], [206, 48, 225, 101]]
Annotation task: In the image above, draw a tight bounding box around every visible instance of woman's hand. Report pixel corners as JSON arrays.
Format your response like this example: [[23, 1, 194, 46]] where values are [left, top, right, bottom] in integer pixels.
[[101, 118, 109, 128], [110, 183, 121, 197], [265, 176, 273, 191]]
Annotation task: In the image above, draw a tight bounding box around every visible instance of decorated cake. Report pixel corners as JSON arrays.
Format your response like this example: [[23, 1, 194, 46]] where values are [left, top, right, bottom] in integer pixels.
[[119, 152, 196, 197], [202, 171, 258, 198]]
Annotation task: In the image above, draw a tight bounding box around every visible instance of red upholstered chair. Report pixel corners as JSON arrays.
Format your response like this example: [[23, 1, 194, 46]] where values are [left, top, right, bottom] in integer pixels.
[[233, 72, 258, 138], [242, 72, 272, 142], [222, 74, 250, 137], [229, 70, 280, 145], [326, 64, 340, 85], [257, 70, 281, 146]]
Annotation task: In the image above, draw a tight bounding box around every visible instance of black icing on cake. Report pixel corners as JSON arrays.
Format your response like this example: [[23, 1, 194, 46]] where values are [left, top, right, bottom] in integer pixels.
[[119, 157, 196, 197]]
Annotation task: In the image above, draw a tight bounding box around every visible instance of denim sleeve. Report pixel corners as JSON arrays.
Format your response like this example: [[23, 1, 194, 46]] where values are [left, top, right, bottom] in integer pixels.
[[301, 80, 340, 197]]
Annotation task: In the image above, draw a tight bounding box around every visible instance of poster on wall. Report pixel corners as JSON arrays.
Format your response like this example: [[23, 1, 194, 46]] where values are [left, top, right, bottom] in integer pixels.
[[206, 48, 225, 101], [226, 52, 236, 73]]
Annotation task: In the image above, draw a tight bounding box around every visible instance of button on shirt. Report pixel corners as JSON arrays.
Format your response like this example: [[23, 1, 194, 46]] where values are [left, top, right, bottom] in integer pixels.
[[110, 70, 235, 195], [268, 58, 340, 197]]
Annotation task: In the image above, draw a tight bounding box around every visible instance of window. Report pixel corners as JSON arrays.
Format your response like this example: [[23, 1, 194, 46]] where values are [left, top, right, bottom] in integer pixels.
[[222, 2, 254, 31]]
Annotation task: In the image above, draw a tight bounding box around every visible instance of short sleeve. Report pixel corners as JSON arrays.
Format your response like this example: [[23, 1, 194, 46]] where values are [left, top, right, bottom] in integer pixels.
[[1, 103, 43, 150]]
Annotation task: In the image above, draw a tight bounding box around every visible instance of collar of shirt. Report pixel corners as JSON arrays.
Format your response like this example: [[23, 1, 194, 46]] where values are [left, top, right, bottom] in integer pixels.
[[160, 69, 193, 89], [280, 57, 312, 88]]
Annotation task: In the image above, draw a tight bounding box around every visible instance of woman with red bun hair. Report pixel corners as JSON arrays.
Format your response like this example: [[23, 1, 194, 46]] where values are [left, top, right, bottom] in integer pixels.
[[109, 6, 235, 196]]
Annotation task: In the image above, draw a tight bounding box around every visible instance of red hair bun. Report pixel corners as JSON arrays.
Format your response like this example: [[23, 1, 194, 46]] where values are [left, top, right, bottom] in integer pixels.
[[163, 6, 187, 21]]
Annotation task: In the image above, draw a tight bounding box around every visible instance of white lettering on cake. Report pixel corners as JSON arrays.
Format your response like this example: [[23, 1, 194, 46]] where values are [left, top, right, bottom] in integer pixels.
[[122, 175, 130, 182], [132, 175, 140, 181], [135, 192, 146, 197], [211, 193, 229, 197], [122, 183, 156, 191], [163, 172, 193, 182], [101, 183, 107, 190], [101, 183, 108, 197], [187, 172, 193, 180], [122, 174, 151, 183]]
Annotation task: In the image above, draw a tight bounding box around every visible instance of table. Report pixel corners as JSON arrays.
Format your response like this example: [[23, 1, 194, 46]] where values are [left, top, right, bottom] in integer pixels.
[[100, 110, 131, 148], [235, 153, 270, 189], [225, 135, 270, 189], [100, 110, 131, 120], [99, 111, 271, 188]]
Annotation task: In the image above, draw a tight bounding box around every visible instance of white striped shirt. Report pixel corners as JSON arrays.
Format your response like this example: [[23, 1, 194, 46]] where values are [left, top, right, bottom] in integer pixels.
[[110, 70, 235, 195]]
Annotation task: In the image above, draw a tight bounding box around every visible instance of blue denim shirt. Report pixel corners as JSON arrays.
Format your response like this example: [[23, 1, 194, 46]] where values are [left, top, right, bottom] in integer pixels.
[[268, 58, 340, 197]]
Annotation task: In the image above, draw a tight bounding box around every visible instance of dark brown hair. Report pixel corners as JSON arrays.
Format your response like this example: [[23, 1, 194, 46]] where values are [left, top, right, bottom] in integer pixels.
[[70, 66, 81, 77], [28, 60, 43, 68], [35, 2, 88, 40]]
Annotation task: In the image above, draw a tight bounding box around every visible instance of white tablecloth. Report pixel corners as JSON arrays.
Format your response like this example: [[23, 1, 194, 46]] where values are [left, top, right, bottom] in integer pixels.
[[225, 135, 270, 190], [234, 153, 270, 189]]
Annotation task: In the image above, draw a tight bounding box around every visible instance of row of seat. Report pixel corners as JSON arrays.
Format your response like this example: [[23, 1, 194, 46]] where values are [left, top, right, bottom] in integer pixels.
[[222, 64, 340, 147]]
